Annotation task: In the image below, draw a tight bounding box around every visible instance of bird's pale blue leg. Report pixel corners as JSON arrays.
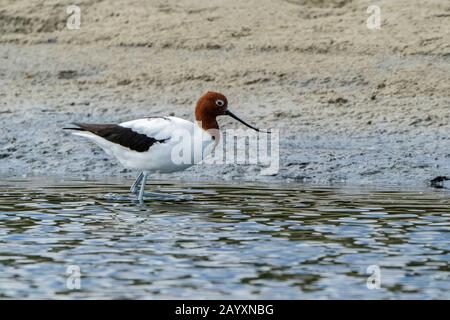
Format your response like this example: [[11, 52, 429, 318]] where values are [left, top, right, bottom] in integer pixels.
[[130, 172, 144, 194], [138, 171, 149, 202]]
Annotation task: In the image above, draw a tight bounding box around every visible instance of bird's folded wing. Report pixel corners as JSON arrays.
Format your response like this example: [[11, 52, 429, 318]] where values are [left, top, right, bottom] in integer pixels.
[[67, 117, 193, 153], [70, 122, 167, 152], [120, 116, 193, 141]]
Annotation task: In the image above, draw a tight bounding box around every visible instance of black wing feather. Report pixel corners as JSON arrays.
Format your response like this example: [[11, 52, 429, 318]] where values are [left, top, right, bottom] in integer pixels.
[[67, 123, 167, 152]]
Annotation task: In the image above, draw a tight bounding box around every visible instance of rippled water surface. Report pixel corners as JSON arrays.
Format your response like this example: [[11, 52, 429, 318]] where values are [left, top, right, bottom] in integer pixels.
[[0, 178, 449, 299]]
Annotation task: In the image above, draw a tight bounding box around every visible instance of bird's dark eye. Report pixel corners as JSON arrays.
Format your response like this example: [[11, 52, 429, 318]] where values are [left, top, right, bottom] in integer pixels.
[[215, 99, 225, 107]]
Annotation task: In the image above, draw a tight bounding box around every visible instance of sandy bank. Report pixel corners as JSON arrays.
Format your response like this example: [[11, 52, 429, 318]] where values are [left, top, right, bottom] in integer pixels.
[[0, 0, 449, 187]]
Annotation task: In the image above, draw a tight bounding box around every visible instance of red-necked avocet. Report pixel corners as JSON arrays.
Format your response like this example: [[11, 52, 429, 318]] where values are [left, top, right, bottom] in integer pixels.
[[64, 91, 262, 202]]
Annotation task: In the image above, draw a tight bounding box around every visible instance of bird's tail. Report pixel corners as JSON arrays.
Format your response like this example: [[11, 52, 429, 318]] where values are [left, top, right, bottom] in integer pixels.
[[63, 123, 86, 131]]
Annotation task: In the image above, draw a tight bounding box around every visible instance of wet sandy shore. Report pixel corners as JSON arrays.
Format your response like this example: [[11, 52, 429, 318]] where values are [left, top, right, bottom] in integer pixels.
[[0, 0, 449, 186]]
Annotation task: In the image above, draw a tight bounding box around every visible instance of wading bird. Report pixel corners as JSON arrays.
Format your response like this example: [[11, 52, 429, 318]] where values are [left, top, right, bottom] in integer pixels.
[[65, 91, 262, 202]]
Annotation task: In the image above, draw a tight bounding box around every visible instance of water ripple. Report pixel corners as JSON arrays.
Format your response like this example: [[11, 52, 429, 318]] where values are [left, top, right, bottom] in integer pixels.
[[0, 178, 449, 299]]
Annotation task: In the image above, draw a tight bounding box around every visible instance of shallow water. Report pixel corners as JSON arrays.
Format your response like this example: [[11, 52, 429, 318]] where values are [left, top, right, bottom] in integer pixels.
[[0, 178, 449, 299]]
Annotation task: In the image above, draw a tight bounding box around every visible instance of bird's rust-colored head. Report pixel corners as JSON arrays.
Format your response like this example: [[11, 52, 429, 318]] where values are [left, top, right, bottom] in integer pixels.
[[195, 91, 261, 132], [195, 91, 228, 131]]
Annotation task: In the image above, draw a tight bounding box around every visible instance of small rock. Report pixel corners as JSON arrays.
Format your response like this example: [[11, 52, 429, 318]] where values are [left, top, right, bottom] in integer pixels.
[[377, 82, 386, 89], [430, 176, 449, 189], [58, 70, 78, 79], [117, 79, 132, 86], [328, 97, 348, 104]]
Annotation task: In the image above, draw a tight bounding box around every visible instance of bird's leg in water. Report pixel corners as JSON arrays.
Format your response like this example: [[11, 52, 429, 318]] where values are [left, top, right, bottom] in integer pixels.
[[138, 171, 149, 202], [130, 172, 144, 194]]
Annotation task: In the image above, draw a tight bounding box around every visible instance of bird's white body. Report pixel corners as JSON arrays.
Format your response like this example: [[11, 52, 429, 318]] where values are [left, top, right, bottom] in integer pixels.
[[66, 91, 261, 202], [72, 116, 216, 173]]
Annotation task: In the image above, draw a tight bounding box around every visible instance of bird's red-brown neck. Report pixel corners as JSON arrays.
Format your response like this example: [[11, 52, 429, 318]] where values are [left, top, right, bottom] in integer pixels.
[[194, 102, 219, 131]]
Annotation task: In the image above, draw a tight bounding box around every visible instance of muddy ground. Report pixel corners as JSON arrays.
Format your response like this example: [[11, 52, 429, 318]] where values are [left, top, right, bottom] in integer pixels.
[[0, 0, 449, 187]]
